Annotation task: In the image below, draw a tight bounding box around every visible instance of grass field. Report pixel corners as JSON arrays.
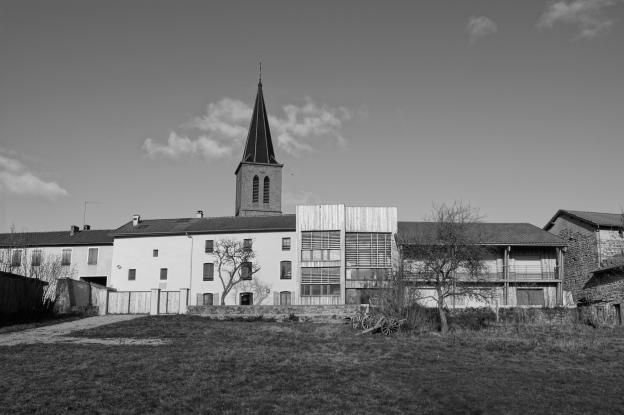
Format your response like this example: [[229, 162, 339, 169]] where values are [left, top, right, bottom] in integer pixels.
[[2, 316, 624, 414]]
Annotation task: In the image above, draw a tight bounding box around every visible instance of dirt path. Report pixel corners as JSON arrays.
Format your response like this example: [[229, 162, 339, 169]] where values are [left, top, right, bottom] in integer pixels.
[[0, 315, 169, 346]]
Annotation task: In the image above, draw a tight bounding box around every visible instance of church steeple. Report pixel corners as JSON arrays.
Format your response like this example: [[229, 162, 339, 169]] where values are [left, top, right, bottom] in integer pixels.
[[238, 80, 279, 167], [234, 77, 283, 217]]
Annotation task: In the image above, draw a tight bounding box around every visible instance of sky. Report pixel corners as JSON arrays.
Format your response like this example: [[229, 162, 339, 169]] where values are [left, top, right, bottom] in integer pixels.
[[1, 0, 623, 232]]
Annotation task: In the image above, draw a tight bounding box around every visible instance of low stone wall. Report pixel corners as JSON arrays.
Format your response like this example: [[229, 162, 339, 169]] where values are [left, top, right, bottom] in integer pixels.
[[188, 304, 364, 323]]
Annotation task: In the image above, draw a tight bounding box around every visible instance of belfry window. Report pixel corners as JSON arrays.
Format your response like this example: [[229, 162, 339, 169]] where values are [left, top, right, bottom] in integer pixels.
[[263, 177, 270, 204], [252, 176, 259, 203]]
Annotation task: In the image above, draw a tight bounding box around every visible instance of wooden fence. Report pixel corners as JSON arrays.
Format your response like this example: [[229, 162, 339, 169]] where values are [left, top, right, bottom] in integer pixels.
[[107, 291, 151, 314], [158, 291, 180, 314]]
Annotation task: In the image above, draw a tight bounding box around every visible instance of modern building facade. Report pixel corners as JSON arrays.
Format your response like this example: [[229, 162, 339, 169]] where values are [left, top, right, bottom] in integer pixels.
[[398, 222, 567, 307]]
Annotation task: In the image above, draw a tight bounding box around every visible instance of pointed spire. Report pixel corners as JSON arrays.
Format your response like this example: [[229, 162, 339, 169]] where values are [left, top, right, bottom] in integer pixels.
[[240, 77, 278, 165]]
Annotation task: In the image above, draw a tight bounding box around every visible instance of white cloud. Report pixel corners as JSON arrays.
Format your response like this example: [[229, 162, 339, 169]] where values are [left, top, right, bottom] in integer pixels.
[[0, 152, 68, 199], [466, 16, 498, 43], [143, 132, 233, 159], [538, 0, 621, 39], [142, 96, 352, 160]]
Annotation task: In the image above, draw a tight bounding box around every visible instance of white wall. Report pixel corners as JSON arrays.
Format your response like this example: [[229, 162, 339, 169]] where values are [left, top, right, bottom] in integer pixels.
[[8, 245, 112, 282], [109, 231, 297, 306], [189, 231, 296, 305], [110, 235, 191, 292]]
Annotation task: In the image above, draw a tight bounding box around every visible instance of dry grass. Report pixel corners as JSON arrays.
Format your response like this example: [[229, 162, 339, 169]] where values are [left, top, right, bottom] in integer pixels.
[[1, 316, 624, 414]]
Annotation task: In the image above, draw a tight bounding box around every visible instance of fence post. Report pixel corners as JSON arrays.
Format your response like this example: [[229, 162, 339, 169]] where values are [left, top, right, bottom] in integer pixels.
[[150, 288, 160, 315], [179, 288, 190, 314], [98, 289, 110, 316]]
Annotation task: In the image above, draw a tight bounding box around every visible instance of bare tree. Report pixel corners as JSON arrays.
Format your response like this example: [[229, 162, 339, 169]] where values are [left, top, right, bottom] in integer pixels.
[[213, 238, 261, 305], [398, 203, 493, 333]]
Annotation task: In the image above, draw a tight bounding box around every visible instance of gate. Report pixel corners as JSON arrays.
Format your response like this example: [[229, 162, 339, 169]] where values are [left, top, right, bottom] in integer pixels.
[[107, 291, 151, 314], [158, 291, 180, 314]]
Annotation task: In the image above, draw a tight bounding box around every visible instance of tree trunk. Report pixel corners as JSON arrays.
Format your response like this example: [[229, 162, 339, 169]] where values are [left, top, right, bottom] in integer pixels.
[[436, 287, 449, 334]]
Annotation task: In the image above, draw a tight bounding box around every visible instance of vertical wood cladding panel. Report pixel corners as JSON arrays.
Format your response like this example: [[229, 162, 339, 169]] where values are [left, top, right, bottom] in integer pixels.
[[297, 205, 345, 231], [345, 207, 398, 233]]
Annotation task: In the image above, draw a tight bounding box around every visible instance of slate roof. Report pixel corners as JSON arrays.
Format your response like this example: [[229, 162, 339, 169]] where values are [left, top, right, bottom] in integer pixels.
[[237, 81, 279, 171], [544, 210, 623, 230], [397, 222, 565, 246], [113, 214, 296, 237], [0, 229, 114, 247]]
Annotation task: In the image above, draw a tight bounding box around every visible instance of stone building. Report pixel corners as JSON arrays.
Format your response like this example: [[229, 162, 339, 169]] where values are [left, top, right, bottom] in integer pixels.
[[545, 210, 624, 323]]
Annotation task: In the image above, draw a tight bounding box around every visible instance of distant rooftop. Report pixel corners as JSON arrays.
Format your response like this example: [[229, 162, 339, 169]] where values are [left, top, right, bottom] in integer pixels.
[[0, 229, 114, 247], [114, 214, 296, 237], [397, 222, 565, 246], [544, 210, 623, 230]]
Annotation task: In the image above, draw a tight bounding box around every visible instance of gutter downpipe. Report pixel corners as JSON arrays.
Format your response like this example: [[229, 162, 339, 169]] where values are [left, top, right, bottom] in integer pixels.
[[187, 233, 193, 305]]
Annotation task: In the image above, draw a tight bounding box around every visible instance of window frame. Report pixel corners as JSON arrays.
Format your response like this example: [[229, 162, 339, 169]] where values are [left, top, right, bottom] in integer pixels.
[[31, 249, 42, 267], [241, 262, 252, 280], [11, 249, 22, 267], [128, 269, 136, 281], [153, 249, 159, 257], [243, 239, 252, 252], [87, 248, 98, 265], [61, 248, 72, 266], [160, 268, 168, 280], [203, 263, 214, 281], [263, 176, 270, 204], [205, 240, 214, 253], [280, 260, 292, 280], [252, 175, 259, 203], [282, 237, 291, 251]]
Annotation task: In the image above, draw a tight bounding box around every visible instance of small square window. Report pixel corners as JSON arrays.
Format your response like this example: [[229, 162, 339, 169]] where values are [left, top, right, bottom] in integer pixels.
[[282, 237, 291, 251], [128, 269, 136, 281], [160, 268, 168, 280], [205, 240, 214, 253], [153, 249, 159, 257]]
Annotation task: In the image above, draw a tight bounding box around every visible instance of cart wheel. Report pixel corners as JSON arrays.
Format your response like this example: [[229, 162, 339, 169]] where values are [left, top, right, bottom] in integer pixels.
[[362, 315, 372, 330], [389, 318, 400, 334], [351, 314, 361, 329], [381, 319, 391, 336]]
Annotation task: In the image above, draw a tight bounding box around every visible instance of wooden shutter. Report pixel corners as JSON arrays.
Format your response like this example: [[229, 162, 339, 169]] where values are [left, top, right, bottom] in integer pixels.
[[273, 291, 280, 305], [196, 293, 203, 306], [214, 292, 220, 305]]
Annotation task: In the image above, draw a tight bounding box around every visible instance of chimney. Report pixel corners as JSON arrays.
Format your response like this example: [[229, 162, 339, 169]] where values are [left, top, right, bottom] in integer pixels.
[[70, 225, 80, 236], [196, 210, 204, 219], [132, 214, 141, 227], [83, 224, 91, 231]]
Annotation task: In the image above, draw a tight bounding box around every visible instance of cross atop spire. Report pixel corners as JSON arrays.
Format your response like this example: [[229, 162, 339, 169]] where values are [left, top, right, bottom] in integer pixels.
[[238, 78, 279, 166]]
